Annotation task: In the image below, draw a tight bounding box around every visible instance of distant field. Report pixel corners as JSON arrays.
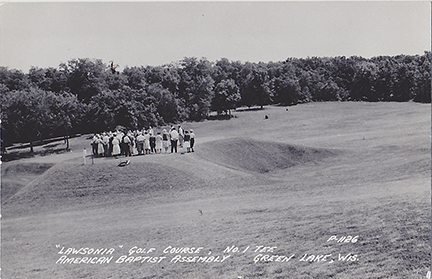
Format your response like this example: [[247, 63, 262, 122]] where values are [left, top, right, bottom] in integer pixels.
[[1, 102, 430, 279]]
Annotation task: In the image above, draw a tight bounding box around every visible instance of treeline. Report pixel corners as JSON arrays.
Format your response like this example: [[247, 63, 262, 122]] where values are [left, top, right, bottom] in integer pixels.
[[1, 52, 430, 149]]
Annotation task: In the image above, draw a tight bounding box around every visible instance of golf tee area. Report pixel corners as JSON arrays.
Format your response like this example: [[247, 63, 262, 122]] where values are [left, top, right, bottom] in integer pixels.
[[1, 102, 430, 279]]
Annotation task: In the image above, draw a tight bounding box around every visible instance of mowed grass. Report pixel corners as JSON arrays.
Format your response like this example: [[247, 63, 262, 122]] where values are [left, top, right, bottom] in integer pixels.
[[1, 102, 430, 279]]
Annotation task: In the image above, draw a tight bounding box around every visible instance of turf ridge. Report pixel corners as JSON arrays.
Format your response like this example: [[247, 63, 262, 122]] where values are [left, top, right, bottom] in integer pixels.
[[1, 162, 55, 203], [2, 160, 207, 218], [197, 137, 338, 173]]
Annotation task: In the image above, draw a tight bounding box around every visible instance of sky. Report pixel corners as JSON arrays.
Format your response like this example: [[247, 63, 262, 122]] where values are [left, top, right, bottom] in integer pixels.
[[0, 1, 430, 72]]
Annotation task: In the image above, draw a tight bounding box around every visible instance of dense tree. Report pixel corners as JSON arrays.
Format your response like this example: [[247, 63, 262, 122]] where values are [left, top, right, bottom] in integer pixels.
[[147, 83, 182, 124], [178, 57, 215, 119], [272, 76, 302, 105], [213, 58, 238, 84], [63, 58, 108, 103], [123, 66, 147, 90], [28, 67, 68, 92], [105, 63, 127, 91], [2, 52, 430, 148], [212, 79, 241, 115], [412, 52, 431, 102], [1, 89, 81, 151], [0, 67, 30, 91], [239, 62, 273, 108]]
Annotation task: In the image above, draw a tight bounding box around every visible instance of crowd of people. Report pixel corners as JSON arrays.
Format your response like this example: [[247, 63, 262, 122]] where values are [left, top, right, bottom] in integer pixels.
[[90, 125, 195, 157]]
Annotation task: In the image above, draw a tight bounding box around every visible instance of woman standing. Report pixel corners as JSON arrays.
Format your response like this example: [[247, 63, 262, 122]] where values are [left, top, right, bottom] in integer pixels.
[[162, 129, 170, 153], [97, 134, 104, 156], [136, 132, 144, 155], [178, 125, 184, 147], [143, 131, 151, 154], [155, 132, 163, 153], [112, 135, 121, 157]]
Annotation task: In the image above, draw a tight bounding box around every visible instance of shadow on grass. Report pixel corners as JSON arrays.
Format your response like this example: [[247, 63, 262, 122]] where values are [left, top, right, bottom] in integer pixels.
[[2, 135, 81, 162], [206, 114, 236, 121], [43, 143, 62, 149], [235, 107, 266, 112], [2, 147, 70, 162]]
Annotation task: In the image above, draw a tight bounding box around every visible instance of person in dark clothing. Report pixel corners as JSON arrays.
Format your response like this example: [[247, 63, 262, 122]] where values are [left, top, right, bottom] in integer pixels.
[[184, 131, 191, 152], [91, 134, 99, 156], [149, 133, 156, 153], [122, 135, 131, 156], [189, 130, 195, 152]]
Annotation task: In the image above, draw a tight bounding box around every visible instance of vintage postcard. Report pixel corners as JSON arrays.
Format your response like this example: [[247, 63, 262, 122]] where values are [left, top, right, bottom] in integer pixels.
[[1, 2, 430, 278]]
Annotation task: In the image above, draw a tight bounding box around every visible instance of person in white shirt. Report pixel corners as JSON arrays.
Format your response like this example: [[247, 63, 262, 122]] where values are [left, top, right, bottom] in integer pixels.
[[169, 127, 179, 153]]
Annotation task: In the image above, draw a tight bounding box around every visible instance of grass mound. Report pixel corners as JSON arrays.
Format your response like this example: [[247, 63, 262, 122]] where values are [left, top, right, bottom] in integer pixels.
[[1, 162, 54, 203], [3, 161, 205, 217], [197, 137, 337, 173]]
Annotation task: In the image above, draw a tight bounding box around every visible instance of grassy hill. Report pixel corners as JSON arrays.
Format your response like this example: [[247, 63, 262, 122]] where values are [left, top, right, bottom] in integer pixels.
[[1, 102, 430, 279]]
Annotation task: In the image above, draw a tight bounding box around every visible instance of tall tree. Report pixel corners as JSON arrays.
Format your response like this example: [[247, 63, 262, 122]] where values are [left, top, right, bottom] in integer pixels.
[[1, 88, 81, 152], [178, 57, 215, 119], [212, 78, 241, 115], [63, 58, 108, 103], [0, 67, 30, 91]]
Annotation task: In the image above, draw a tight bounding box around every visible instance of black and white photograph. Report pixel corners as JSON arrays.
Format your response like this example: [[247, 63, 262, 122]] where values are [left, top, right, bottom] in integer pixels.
[[1, 1, 431, 278]]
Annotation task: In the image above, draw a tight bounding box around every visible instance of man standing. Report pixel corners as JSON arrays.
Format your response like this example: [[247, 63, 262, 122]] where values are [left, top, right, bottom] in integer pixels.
[[91, 134, 99, 156], [169, 127, 179, 153], [189, 129, 195, 152], [136, 132, 145, 155], [122, 134, 131, 157]]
